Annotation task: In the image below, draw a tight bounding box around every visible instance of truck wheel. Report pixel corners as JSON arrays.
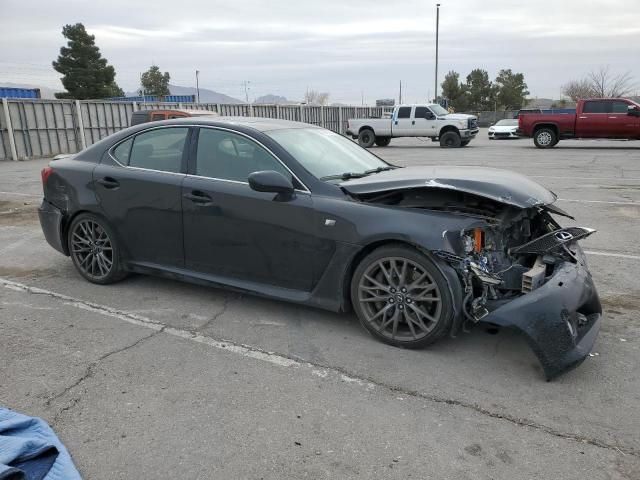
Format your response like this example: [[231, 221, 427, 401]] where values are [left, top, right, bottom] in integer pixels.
[[461, 140, 471, 147], [358, 129, 375, 148], [533, 128, 557, 149], [439, 131, 462, 148], [375, 137, 391, 147]]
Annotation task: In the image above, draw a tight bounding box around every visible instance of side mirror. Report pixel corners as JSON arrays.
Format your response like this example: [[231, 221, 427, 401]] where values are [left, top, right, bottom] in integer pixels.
[[425, 112, 436, 120], [248, 170, 294, 196], [628, 105, 640, 117]]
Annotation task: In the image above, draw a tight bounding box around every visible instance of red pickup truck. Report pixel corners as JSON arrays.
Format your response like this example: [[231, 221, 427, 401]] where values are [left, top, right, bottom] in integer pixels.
[[518, 98, 640, 148]]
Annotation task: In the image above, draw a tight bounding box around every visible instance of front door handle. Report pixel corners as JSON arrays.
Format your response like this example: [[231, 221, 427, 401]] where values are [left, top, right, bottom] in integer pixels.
[[183, 190, 212, 205], [96, 177, 120, 189]]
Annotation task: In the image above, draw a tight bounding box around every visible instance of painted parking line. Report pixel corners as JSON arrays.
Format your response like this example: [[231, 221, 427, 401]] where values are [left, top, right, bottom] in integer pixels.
[[0, 191, 40, 197], [557, 198, 640, 206], [585, 250, 640, 260]]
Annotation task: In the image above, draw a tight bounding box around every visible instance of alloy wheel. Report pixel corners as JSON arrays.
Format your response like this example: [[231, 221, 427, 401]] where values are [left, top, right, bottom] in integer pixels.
[[357, 257, 442, 341], [70, 219, 114, 280], [537, 131, 552, 146]]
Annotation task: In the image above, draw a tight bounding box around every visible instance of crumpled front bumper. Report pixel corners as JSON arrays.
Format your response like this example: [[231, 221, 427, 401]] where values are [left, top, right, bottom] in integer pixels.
[[481, 247, 601, 380]]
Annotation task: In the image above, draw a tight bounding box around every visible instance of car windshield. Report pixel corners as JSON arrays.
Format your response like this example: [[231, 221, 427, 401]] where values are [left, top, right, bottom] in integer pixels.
[[266, 128, 389, 181], [496, 119, 518, 126], [430, 104, 449, 116]]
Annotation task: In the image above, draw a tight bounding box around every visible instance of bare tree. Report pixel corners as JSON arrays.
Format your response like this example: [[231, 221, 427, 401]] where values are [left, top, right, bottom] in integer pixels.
[[587, 66, 635, 98], [562, 79, 595, 102], [563, 66, 635, 101], [304, 90, 330, 105]]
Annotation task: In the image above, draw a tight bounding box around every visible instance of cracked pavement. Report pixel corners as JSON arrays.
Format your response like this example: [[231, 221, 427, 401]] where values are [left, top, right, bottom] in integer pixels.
[[1, 134, 639, 479]]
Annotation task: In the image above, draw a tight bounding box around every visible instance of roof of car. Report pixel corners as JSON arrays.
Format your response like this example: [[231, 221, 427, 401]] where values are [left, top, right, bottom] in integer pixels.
[[154, 116, 319, 132]]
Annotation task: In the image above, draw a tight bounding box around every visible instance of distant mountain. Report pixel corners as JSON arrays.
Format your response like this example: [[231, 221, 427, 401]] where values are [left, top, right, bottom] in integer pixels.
[[0, 82, 61, 99], [169, 84, 243, 104], [254, 94, 295, 105]]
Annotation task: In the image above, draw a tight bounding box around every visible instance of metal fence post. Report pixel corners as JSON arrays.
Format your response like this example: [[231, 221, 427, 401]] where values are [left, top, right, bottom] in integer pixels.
[[178, 102, 183, 109], [1, 98, 19, 161], [320, 105, 325, 128], [248, 104, 253, 117], [276, 104, 280, 119], [132, 101, 138, 112], [299, 104, 304, 123], [75, 100, 87, 150], [338, 106, 343, 135]]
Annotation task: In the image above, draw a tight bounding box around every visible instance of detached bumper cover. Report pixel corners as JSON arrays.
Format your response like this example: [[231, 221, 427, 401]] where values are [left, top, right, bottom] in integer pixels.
[[38, 200, 67, 255], [482, 254, 601, 380]]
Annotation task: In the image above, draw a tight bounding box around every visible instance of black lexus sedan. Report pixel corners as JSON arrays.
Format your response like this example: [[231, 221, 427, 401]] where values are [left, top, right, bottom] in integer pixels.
[[38, 117, 602, 379]]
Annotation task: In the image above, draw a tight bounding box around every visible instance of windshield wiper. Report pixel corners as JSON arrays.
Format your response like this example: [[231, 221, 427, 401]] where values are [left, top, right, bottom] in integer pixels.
[[320, 172, 370, 181], [364, 166, 396, 174]]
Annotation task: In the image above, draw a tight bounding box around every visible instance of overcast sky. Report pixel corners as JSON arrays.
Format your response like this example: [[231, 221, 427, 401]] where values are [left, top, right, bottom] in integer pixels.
[[1, 0, 639, 103]]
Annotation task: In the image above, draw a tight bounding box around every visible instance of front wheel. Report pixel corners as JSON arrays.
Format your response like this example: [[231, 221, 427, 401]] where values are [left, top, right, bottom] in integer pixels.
[[375, 136, 391, 147], [351, 245, 454, 348], [68, 213, 126, 284], [358, 129, 375, 148], [439, 131, 462, 148], [533, 128, 557, 149], [461, 140, 471, 147]]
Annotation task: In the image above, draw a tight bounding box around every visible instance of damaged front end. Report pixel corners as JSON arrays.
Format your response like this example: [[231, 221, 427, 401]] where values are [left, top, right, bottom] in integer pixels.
[[434, 206, 601, 380]]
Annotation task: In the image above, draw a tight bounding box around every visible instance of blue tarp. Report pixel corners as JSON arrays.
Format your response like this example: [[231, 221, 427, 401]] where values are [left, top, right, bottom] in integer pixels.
[[0, 409, 81, 480]]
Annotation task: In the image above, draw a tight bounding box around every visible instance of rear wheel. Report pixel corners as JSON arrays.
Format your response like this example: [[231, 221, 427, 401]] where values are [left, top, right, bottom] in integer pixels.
[[351, 245, 453, 348], [533, 128, 557, 148], [358, 129, 375, 148], [68, 213, 126, 284], [439, 131, 462, 148], [375, 136, 391, 147]]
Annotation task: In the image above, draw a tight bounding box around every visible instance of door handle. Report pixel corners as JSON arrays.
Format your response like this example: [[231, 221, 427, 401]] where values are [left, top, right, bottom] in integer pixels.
[[96, 177, 120, 189], [394, 121, 398, 125], [578, 116, 588, 119], [412, 120, 415, 125], [608, 116, 617, 119], [183, 190, 212, 205]]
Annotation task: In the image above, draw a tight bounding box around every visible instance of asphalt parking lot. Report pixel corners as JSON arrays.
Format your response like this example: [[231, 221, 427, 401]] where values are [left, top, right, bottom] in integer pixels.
[[1, 131, 639, 479]]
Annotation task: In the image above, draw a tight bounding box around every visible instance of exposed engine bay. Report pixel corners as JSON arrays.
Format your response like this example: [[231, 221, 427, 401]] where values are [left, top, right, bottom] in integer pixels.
[[355, 187, 596, 328]]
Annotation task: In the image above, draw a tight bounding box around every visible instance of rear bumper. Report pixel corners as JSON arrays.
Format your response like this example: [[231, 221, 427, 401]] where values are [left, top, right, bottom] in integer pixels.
[[482, 252, 601, 380], [38, 200, 67, 255]]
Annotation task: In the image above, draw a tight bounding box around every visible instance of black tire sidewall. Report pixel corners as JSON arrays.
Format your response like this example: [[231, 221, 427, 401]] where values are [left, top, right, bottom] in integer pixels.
[[67, 213, 125, 285], [350, 245, 454, 348], [375, 136, 391, 147], [358, 129, 375, 148], [439, 131, 462, 148]]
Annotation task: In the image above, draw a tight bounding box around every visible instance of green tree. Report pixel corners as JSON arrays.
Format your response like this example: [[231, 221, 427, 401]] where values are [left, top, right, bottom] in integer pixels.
[[140, 65, 171, 96], [53, 23, 123, 99], [465, 69, 495, 110], [494, 69, 529, 109], [441, 70, 468, 111]]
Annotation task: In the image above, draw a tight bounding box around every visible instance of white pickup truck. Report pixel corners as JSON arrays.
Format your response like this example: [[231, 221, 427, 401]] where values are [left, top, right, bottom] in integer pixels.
[[346, 104, 479, 148]]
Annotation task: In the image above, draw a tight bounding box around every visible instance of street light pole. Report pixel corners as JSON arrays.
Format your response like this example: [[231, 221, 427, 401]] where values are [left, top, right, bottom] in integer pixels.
[[195, 70, 200, 103], [435, 3, 440, 103]]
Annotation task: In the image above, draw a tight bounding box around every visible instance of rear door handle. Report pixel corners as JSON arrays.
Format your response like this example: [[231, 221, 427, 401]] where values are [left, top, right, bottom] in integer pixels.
[[411, 120, 415, 125], [183, 190, 212, 205], [96, 177, 120, 189]]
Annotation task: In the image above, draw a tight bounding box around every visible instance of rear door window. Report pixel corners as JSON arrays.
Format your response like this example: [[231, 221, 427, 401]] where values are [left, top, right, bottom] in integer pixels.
[[583, 101, 608, 114], [128, 127, 189, 173], [397, 107, 411, 119]]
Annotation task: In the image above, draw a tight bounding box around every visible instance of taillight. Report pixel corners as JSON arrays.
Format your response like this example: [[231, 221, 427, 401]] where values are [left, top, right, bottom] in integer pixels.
[[41, 166, 54, 185]]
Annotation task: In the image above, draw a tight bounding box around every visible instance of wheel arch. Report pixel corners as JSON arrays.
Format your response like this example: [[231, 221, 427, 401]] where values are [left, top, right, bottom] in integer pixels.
[[532, 122, 559, 136], [438, 125, 460, 137], [358, 125, 375, 134]]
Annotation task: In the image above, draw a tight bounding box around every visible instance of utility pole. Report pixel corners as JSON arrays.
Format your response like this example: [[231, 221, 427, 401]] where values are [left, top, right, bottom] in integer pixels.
[[195, 70, 200, 103], [399, 80, 403, 104], [435, 3, 440, 103], [244, 80, 251, 104]]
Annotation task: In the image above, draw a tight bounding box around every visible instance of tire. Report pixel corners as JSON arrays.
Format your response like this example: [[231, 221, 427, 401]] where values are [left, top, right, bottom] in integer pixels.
[[439, 131, 462, 148], [351, 245, 454, 349], [375, 136, 391, 147], [461, 140, 471, 147], [533, 128, 557, 149], [68, 213, 126, 285], [358, 129, 375, 148]]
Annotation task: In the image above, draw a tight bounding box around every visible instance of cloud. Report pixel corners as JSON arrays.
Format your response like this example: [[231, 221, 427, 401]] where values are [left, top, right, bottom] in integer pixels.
[[1, 0, 638, 102]]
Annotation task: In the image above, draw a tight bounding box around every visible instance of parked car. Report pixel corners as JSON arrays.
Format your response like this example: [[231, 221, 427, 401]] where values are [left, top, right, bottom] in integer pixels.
[[38, 117, 601, 379], [518, 98, 640, 148], [130, 109, 217, 126], [346, 104, 479, 148], [488, 119, 519, 139]]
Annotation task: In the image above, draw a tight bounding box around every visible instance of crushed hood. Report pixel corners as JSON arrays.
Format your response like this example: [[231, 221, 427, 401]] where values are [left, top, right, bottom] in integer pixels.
[[340, 166, 558, 209]]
